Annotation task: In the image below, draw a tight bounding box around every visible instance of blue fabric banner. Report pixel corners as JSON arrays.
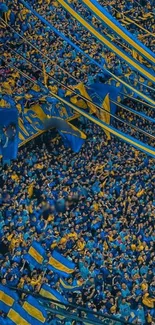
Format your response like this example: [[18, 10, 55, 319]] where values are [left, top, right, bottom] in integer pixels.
[[40, 284, 67, 305], [25, 241, 46, 269], [0, 285, 18, 314], [59, 131, 85, 152], [8, 302, 31, 324], [47, 250, 75, 278], [85, 0, 155, 64], [0, 108, 18, 160], [88, 83, 121, 115], [0, 317, 13, 325], [60, 278, 82, 292], [43, 117, 86, 152], [23, 295, 47, 325]]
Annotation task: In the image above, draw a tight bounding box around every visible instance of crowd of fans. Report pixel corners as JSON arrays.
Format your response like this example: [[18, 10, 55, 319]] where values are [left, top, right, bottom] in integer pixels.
[[0, 0, 155, 324], [1, 0, 155, 146], [101, 0, 155, 50], [0, 123, 155, 324], [1, 0, 154, 94]]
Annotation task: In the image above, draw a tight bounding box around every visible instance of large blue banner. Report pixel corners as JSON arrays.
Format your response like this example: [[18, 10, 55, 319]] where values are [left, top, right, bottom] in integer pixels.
[[88, 83, 121, 115], [0, 108, 18, 160]]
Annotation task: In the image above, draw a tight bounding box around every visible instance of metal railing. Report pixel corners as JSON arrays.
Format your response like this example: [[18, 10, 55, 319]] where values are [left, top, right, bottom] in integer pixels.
[[9, 286, 133, 325]]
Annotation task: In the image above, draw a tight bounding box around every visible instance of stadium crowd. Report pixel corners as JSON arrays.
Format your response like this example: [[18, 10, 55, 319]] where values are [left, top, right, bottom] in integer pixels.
[[1, 0, 155, 147], [1, 0, 154, 91], [0, 0, 155, 324], [0, 122, 155, 324], [101, 0, 155, 50]]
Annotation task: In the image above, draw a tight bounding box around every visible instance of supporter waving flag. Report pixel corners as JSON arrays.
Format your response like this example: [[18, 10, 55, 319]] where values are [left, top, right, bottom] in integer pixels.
[[25, 241, 46, 269], [47, 250, 75, 278]]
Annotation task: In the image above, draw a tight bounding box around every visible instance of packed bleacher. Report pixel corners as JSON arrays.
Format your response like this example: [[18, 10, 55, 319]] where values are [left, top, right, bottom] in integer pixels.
[[0, 122, 155, 324], [101, 0, 155, 51], [0, 0, 155, 324]]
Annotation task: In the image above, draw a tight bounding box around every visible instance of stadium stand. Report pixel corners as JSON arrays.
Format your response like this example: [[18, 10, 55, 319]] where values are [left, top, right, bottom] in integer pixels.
[[0, 0, 155, 324]]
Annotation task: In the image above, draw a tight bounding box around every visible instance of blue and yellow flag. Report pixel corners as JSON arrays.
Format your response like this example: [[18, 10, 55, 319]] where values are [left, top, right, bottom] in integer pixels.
[[23, 295, 47, 325], [7, 303, 31, 325], [43, 117, 86, 153], [47, 250, 75, 278], [0, 285, 18, 313], [25, 241, 46, 269], [60, 278, 82, 292], [39, 284, 67, 306], [73, 82, 96, 114]]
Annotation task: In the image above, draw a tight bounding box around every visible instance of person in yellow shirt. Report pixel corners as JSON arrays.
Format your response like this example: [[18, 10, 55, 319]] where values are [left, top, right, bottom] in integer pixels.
[[142, 292, 155, 309], [76, 237, 85, 251], [30, 273, 42, 287], [11, 171, 19, 182]]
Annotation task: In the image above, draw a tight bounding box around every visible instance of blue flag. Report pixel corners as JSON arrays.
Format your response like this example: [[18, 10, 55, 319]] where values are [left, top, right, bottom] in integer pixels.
[[7, 303, 31, 325], [0, 316, 13, 325], [43, 117, 86, 152], [0, 108, 18, 160], [88, 83, 121, 115], [25, 241, 46, 269], [47, 250, 75, 278], [23, 295, 47, 325], [0, 285, 18, 313], [60, 278, 82, 292], [40, 284, 67, 306]]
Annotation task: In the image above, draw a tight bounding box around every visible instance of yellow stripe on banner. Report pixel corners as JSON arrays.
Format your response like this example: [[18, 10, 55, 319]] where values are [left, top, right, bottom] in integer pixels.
[[74, 82, 97, 113], [67, 121, 87, 139], [0, 291, 14, 307], [60, 278, 76, 290], [83, 0, 155, 64], [18, 118, 29, 136], [19, 132, 25, 141], [28, 246, 43, 265], [23, 302, 46, 323], [39, 288, 66, 309], [48, 256, 74, 274], [57, 0, 155, 82], [40, 288, 59, 302], [30, 104, 47, 121], [8, 309, 30, 325]]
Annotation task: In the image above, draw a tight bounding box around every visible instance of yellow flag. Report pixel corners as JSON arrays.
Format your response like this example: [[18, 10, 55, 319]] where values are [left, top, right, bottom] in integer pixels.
[[74, 82, 96, 114]]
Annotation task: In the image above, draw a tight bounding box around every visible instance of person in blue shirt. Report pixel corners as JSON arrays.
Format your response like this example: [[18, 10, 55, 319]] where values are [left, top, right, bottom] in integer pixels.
[[119, 299, 131, 318]]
